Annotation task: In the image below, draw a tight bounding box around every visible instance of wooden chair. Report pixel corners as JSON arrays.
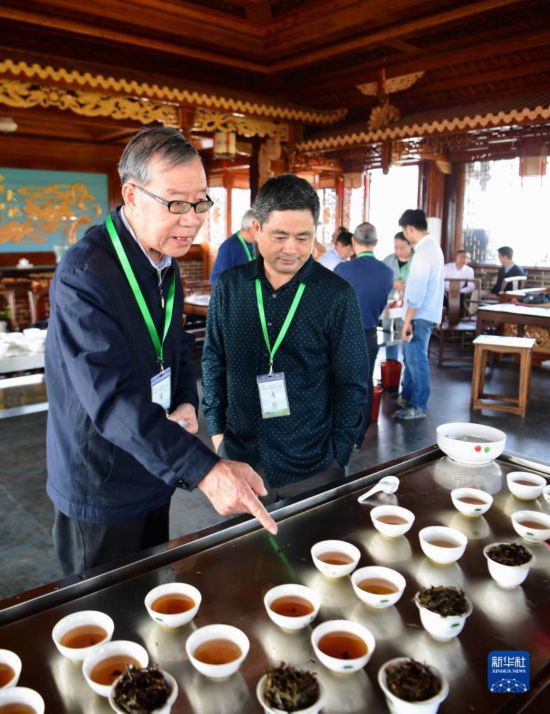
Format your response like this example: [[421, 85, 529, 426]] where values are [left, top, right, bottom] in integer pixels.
[[0, 289, 18, 331], [430, 278, 480, 366], [502, 274, 527, 292], [28, 288, 50, 324], [181, 278, 212, 349], [470, 335, 535, 416]]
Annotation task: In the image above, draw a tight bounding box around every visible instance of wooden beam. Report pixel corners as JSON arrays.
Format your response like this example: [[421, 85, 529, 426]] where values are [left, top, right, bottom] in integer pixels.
[[416, 59, 550, 95], [268, 0, 527, 70], [0, 0, 531, 74], [0, 7, 269, 73], [281, 27, 550, 101], [386, 39, 421, 53]]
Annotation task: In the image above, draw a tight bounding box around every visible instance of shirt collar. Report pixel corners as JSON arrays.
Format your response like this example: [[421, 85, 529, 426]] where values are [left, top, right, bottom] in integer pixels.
[[415, 233, 431, 248], [245, 255, 320, 287], [120, 207, 172, 272]]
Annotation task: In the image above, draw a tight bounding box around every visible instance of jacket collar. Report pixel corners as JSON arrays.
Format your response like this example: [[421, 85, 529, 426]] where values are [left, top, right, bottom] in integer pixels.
[[106, 208, 176, 281]]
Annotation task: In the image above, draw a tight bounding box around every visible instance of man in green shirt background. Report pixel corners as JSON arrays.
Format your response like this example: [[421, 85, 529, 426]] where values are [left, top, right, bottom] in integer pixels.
[[202, 174, 368, 498]]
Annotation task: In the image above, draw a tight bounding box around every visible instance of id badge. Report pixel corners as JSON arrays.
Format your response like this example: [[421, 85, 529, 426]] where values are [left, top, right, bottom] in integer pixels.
[[151, 367, 172, 410], [257, 371, 290, 419]]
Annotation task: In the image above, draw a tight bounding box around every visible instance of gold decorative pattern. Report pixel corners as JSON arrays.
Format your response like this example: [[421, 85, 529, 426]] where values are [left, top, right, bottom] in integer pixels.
[[368, 101, 400, 131], [194, 109, 288, 139], [0, 59, 347, 125], [298, 104, 550, 152], [357, 71, 425, 97], [0, 79, 178, 125], [504, 323, 550, 352]]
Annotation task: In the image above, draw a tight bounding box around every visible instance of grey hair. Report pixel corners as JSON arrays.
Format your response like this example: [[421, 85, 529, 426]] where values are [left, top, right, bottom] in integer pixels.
[[354, 222, 378, 246], [118, 126, 201, 185], [241, 209, 257, 230]]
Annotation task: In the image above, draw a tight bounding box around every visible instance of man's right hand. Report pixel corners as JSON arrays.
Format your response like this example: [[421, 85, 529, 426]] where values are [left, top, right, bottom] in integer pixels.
[[197, 460, 278, 534]]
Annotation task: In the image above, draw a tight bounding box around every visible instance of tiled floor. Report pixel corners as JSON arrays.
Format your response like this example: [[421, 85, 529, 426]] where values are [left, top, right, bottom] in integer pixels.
[[1, 353, 549, 601]]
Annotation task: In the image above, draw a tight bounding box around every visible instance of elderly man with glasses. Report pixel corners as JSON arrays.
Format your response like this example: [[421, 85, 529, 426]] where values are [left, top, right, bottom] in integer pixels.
[[46, 127, 276, 577]]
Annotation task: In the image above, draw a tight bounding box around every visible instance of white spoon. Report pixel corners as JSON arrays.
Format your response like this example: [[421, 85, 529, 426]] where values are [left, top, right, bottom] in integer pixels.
[[357, 476, 400, 504]]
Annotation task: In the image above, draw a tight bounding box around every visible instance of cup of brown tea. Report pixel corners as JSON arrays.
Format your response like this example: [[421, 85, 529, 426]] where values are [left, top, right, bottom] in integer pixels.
[[418, 526, 467, 565], [311, 619, 375, 674], [511, 510, 550, 543], [507, 472, 547, 501], [52, 610, 115, 662], [185, 624, 249, 680], [144, 582, 201, 628], [310, 539, 361, 579], [0, 650, 21, 689], [264, 584, 321, 632], [450, 488, 493, 518], [83, 640, 149, 697], [350, 566, 406, 609], [0, 686, 45, 713], [370, 506, 415, 538]]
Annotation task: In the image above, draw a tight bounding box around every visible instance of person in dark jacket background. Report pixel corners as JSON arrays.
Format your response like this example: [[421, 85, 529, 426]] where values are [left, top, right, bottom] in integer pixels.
[[335, 222, 393, 447], [46, 127, 275, 576], [490, 246, 526, 294], [209, 208, 257, 287]]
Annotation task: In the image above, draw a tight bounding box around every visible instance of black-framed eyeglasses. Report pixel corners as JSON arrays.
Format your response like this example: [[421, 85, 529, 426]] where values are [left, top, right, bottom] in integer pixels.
[[131, 183, 213, 214]]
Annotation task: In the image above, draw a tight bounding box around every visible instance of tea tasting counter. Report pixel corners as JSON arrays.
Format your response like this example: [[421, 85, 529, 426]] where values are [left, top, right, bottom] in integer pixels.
[[0, 446, 549, 713]]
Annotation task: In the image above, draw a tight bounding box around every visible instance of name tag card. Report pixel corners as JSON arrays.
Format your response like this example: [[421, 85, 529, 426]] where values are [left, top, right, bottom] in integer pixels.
[[257, 372, 290, 419], [151, 367, 172, 410]]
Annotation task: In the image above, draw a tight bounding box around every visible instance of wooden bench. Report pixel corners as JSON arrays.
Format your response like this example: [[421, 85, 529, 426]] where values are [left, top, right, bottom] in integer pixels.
[[470, 335, 536, 416]]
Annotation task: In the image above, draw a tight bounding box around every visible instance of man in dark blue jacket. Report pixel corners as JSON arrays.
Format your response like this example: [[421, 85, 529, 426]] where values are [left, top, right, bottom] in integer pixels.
[[335, 223, 393, 447], [46, 127, 275, 575], [210, 209, 257, 287], [490, 246, 526, 294]]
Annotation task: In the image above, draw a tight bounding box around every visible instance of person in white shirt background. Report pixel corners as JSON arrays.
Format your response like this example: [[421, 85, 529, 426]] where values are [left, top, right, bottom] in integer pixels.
[[443, 249, 475, 315], [395, 209, 444, 421]]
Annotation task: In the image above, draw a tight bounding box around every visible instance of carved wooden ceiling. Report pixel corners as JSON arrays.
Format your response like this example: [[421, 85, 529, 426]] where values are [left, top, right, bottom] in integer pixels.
[[1, 0, 550, 158]]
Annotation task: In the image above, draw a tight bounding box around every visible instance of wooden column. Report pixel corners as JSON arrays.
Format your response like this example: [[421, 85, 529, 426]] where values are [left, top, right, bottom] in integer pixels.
[[249, 137, 261, 204], [419, 160, 446, 218]]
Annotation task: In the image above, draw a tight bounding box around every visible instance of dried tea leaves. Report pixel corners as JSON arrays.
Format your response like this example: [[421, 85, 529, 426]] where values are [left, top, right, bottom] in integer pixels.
[[386, 658, 441, 702], [417, 586, 469, 616], [113, 665, 170, 713], [487, 542, 531, 566], [263, 662, 320, 712]]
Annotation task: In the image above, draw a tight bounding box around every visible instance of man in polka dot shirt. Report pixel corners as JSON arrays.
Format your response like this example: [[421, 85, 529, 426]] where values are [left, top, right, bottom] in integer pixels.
[[203, 174, 368, 498]]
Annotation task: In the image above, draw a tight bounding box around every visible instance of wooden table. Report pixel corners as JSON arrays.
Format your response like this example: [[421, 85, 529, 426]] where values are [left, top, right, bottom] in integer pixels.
[[183, 295, 210, 319], [476, 303, 550, 365], [1, 447, 549, 713]]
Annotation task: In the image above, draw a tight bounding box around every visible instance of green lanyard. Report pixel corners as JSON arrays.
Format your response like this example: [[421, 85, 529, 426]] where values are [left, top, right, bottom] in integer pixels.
[[255, 279, 305, 374], [356, 251, 374, 258], [106, 214, 175, 370], [237, 231, 254, 262]]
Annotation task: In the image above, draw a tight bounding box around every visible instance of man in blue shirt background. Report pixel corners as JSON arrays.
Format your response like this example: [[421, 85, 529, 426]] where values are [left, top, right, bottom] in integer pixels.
[[210, 208, 257, 287], [318, 229, 354, 271], [395, 208, 444, 420], [335, 223, 393, 446]]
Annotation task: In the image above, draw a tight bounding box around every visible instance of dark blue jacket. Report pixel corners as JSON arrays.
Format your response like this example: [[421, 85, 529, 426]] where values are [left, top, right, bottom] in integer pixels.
[[491, 263, 526, 294], [335, 255, 394, 329], [45, 209, 219, 523], [210, 232, 255, 287]]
